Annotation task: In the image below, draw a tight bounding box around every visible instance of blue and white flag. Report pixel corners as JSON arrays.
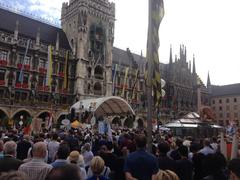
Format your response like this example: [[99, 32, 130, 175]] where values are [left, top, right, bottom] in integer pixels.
[[18, 39, 31, 82]]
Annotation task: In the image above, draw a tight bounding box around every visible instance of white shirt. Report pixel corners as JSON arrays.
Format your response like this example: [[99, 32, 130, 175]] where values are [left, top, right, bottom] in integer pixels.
[[199, 146, 215, 155], [48, 140, 59, 162]]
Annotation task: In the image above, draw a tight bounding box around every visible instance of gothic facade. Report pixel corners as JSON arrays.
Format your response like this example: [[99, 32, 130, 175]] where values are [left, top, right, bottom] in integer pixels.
[[0, 0, 210, 128]]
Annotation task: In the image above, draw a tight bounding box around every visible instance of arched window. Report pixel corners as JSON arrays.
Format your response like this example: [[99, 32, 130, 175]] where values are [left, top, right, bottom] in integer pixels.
[[93, 82, 102, 95], [94, 65, 103, 79]]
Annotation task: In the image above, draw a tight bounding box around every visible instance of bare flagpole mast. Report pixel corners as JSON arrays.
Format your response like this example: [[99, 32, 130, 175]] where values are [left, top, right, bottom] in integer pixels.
[[146, 0, 153, 153]]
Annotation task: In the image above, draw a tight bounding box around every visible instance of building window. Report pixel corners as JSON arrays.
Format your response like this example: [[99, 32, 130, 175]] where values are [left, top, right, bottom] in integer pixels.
[[0, 69, 5, 80], [219, 99, 222, 104], [58, 79, 63, 90], [219, 106, 222, 111], [226, 113, 230, 118], [234, 105, 238, 110], [0, 50, 8, 60], [18, 54, 30, 64], [212, 106, 216, 110], [39, 58, 46, 68], [23, 73, 29, 84], [38, 76, 44, 86], [226, 98, 229, 103], [59, 63, 64, 73], [234, 113, 238, 118], [219, 113, 223, 118], [212, 100, 215, 104], [226, 105, 230, 111], [234, 98, 237, 103], [140, 81, 144, 91]]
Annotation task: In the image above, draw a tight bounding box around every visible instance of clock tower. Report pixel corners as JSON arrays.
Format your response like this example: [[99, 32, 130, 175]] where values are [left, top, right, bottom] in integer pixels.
[[61, 0, 115, 100]]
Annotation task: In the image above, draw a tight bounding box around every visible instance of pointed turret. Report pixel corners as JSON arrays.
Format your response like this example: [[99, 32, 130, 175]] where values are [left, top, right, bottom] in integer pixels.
[[36, 27, 40, 47], [189, 60, 191, 73], [192, 54, 196, 74], [55, 32, 60, 52], [169, 44, 173, 64], [207, 71, 211, 88], [14, 20, 19, 41]]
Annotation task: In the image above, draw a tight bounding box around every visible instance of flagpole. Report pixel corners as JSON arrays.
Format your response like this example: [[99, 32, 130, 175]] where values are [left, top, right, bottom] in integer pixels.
[[146, 0, 153, 153]]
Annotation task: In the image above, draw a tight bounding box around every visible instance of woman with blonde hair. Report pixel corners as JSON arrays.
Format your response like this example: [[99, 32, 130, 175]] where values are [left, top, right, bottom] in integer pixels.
[[87, 156, 110, 180], [156, 170, 179, 180]]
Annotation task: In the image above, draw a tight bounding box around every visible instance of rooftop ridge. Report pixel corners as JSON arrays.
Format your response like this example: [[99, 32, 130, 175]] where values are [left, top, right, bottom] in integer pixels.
[[0, 2, 61, 28]]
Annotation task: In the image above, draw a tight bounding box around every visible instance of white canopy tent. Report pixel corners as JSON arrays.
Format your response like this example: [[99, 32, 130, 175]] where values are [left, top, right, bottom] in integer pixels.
[[71, 96, 135, 118]]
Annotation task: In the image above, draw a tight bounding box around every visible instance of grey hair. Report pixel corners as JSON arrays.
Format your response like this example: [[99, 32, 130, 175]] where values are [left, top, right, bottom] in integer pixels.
[[3, 141, 17, 155]]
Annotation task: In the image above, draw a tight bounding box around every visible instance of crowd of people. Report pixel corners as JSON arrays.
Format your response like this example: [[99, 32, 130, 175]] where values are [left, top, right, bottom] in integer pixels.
[[0, 127, 240, 180]]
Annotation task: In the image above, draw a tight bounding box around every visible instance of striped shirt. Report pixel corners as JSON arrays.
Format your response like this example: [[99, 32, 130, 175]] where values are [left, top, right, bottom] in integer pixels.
[[18, 158, 52, 180]]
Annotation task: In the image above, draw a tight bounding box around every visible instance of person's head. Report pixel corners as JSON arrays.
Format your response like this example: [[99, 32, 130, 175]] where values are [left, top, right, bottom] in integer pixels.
[[175, 138, 183, 147], [203, 138, 211, 147], [158, 141, 170, 156], [45, 164, 82, 180], [57, 144, 70, 160], [83, 143, 91, 152], [0, 140, 3, 152], [156, 170, 179, 180], [3, 140, 17, 157], [0, 171, 28, 180], [135, 134, 147, 149], [90, 156, 105, 176], [68, 150, 84, 167], [32, 142, 47, 159], [52, 133, 58, 141], [178, 145, 188, 158], [106, 141, 113, 151], [228, 158, 240, 180]]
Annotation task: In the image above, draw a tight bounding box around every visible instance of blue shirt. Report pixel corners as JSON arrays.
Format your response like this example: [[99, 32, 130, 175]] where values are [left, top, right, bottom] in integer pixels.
[[87, 175, 109, 180], [51, 159, 68, 168], [124, 149, 159, 180]]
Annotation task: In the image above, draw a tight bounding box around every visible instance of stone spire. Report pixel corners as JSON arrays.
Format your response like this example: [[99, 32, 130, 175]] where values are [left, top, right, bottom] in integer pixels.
[[55, 32, 59, 52], [189, 60, 191, 72], [169, 44, 173, 64], [36, 27, 40, 47], [207, 71, 211, 88], [192, 54, 196, 74], [14, 20, 19, 41]]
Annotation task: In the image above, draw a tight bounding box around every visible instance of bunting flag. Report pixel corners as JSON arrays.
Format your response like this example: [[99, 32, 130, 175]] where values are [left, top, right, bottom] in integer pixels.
[[121, 67, 129, 97], [18, 39, 30, 83], [145, 0, 165, 107], [131, 69, 140, 100], [46, 45, 53, 87], [63, 51, 69, 89], [112, 64, 118, 95]]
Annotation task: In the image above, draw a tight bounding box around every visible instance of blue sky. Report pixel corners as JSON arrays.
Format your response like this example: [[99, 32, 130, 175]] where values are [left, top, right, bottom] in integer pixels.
[[1, 0, 240, 86]]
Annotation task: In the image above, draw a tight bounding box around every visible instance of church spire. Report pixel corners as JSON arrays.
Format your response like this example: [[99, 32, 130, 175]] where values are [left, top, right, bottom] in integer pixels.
[[207, 71, 211, 88], [169, 44, 173, 64], [192, 54, 196, 74]]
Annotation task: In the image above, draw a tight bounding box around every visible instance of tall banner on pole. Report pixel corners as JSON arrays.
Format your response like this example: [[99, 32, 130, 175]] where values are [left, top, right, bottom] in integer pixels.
[[146, 0, 164, 152], [46, 45, 53, 88], [121, 67, 129, 97], [64, 51, 69, 89]]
